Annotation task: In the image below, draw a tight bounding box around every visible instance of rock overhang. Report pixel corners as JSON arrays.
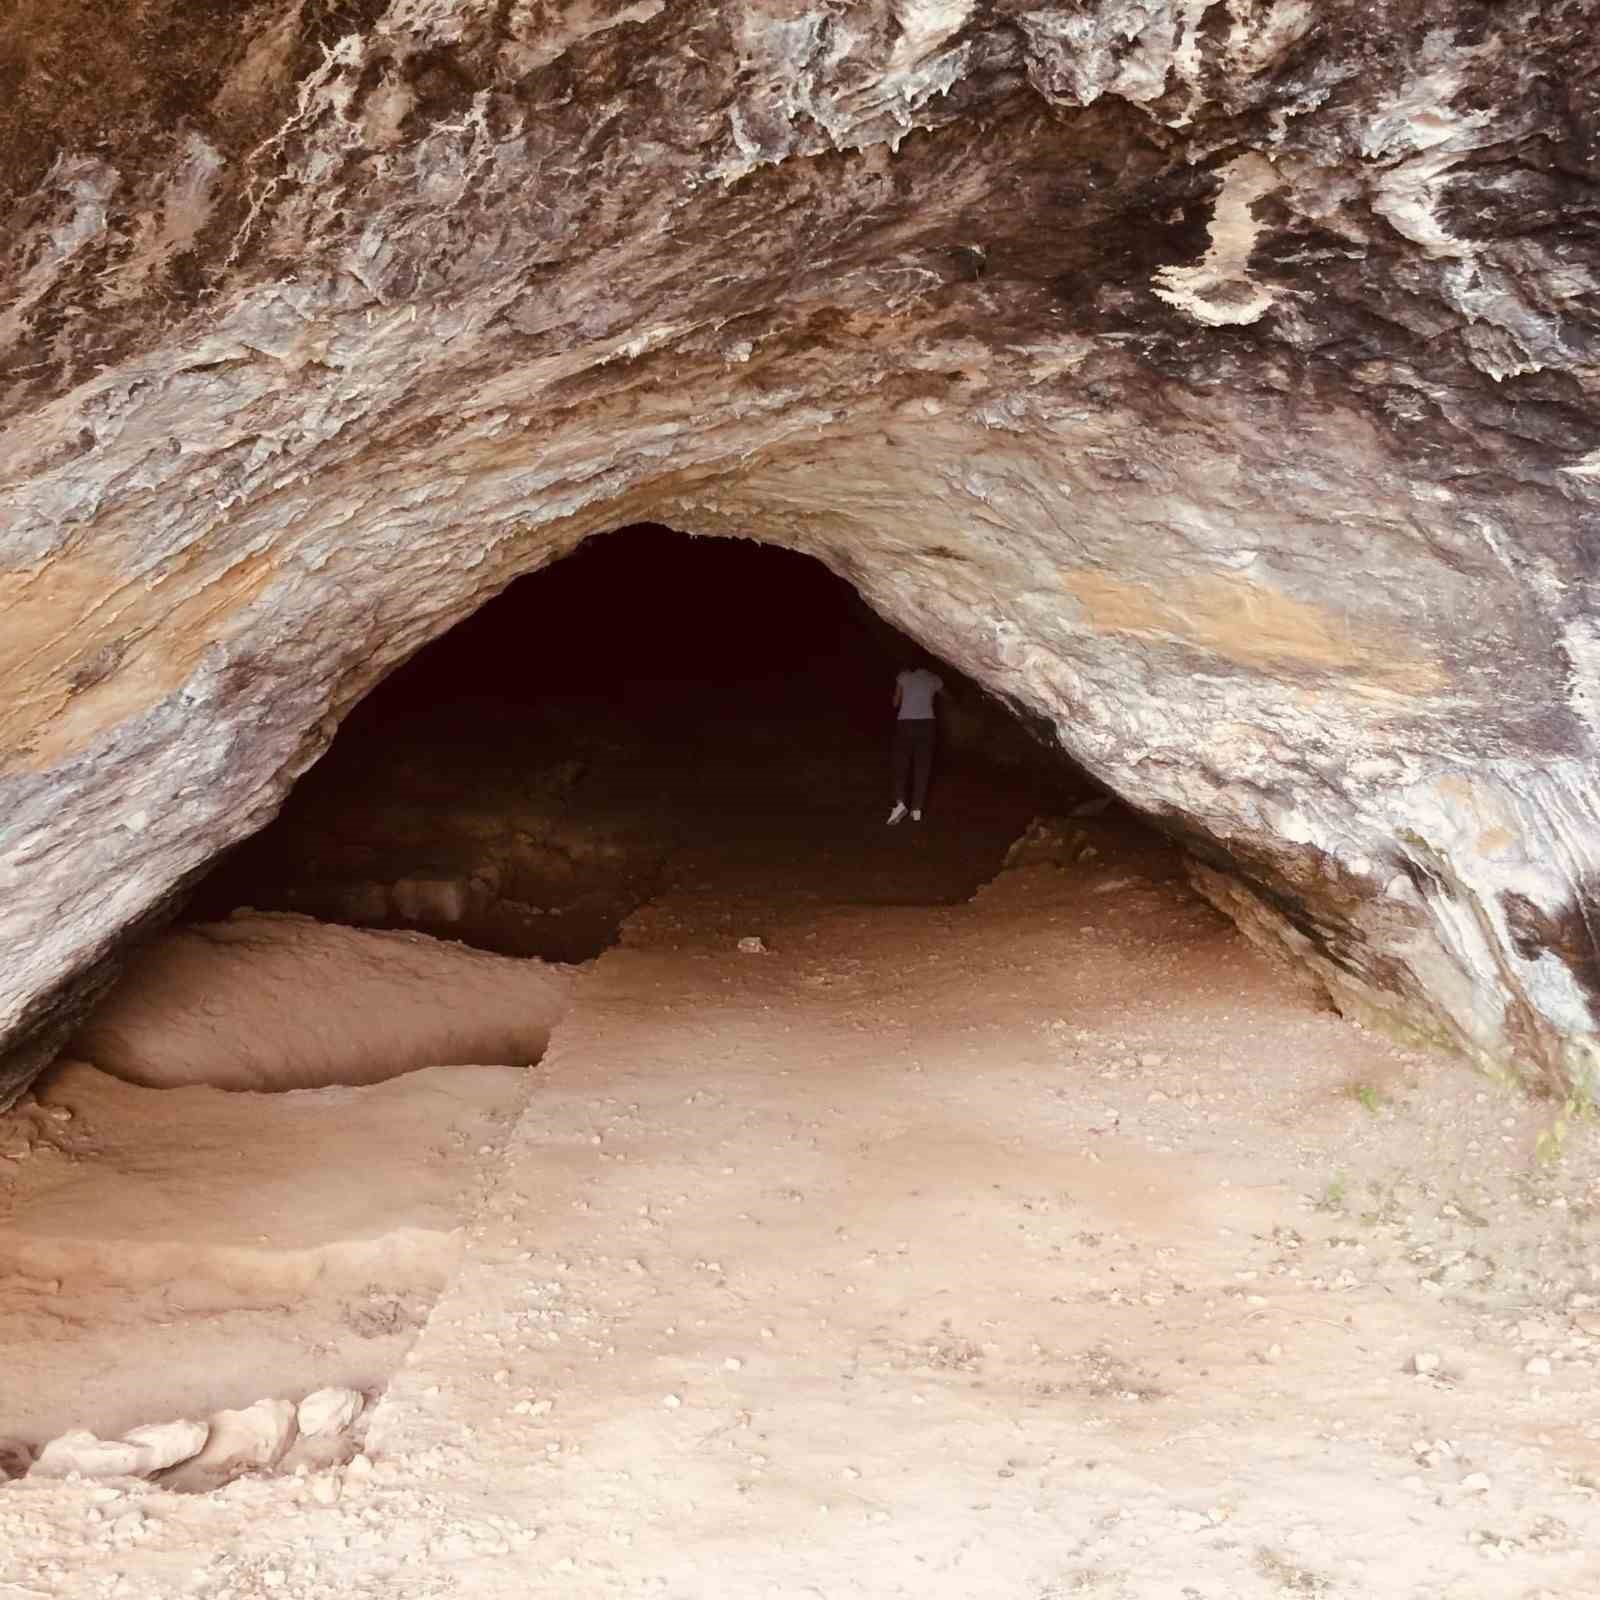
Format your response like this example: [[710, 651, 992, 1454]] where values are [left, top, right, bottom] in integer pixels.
[[3, 0, 1599, 1100]]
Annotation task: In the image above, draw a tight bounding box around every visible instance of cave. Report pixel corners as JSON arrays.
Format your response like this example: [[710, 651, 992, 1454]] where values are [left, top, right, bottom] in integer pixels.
[[5, 1, 1600, 1585], [190, 524, 1103, 964], [5, 1, 1600, 1105]]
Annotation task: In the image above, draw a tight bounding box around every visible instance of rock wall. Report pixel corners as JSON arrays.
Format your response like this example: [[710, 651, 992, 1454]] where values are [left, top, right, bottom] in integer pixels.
[[3, 0, 1599, 1100]]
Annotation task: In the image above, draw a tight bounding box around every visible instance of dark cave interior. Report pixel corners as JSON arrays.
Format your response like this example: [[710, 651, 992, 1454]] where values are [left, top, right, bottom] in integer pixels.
[[192, 526, 1123, 959]]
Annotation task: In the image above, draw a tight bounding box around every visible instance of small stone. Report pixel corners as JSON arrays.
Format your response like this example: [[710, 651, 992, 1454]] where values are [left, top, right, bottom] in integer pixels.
[[0, 1439, 34, 1480], [737, 936, 767, 954], [1138, 1052, 1166, 1068], [1524, 1357, 1552, 1377], [123, 1419, 209, 1474], [308, 1473, 341, 1505], [663, 1394, 682, 1408], [1462, 1472, 1492, 1493], [28, 1431, 144, 1480], [163, 1399, 297, 1491], [1410, 1351, 1441, 1375], [297, 1388, 364, 1439]]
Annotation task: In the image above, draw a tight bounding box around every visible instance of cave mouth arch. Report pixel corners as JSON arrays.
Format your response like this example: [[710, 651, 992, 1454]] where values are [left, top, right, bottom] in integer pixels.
[[189, 523, 1144, 964], [2, 0, 1597, 1118]]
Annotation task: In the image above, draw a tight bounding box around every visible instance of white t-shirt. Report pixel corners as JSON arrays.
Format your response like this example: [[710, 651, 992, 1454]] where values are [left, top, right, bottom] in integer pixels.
[[896, 668, 943, 720]]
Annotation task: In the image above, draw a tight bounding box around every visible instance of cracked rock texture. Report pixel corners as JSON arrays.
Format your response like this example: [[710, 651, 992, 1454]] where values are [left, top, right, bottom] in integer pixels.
[[2, 0, 1599, 1100]]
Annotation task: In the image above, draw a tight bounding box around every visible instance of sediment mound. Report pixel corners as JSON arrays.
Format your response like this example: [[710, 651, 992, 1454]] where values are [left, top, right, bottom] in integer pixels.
[[71, 913, 575, 1091]]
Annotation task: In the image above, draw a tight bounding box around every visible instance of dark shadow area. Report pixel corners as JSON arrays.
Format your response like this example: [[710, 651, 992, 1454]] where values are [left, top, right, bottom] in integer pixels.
[[193, 526, 1113, 959]]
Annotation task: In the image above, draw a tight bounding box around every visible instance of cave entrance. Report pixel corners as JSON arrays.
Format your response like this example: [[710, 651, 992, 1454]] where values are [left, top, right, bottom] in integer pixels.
[[11, 531, 1323, 1481], [192, 525, 1123, 961]]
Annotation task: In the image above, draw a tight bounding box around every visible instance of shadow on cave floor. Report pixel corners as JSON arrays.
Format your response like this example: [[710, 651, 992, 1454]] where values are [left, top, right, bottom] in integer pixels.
[[192, 527, 1144, 959]]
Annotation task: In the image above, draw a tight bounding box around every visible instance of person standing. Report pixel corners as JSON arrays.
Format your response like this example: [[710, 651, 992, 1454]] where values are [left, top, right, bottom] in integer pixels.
[[887, 663, 943, 824]]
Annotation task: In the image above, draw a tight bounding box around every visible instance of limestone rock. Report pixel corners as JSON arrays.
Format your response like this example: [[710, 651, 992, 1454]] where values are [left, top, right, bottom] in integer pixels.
[[2, 0, 1599, 1100], [277, 1387, 368, 1475], [122, 1418, 210, 1474], [296, 1388, 365, 1440], [27, 1430, 144, 1481], [162, 1399, 297, 1491]]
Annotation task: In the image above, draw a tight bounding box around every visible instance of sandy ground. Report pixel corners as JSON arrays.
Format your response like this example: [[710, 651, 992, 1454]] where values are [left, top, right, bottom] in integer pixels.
[[3, 808, 1598, 1598]]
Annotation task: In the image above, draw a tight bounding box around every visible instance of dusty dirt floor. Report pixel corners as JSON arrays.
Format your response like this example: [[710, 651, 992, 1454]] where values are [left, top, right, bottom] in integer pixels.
[[5, 771, 1600, 1597]]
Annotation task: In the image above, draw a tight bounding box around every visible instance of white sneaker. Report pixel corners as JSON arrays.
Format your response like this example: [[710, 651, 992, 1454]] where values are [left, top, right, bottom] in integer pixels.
[[886, 802, 908, 825], [911, 809, 923, 822]]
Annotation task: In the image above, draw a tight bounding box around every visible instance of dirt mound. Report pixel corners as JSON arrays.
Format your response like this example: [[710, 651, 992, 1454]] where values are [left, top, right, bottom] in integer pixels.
[[71, 913, 575, 1091]]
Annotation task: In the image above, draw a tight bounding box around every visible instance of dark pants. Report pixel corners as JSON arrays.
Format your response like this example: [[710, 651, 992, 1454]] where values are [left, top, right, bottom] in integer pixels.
[[892, 718, 936, 811]]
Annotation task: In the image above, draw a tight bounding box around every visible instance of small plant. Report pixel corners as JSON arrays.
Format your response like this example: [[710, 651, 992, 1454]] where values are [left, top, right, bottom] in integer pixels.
[[1349, 1082, 1382, 1114], [1534, 1095, 1589, 1166], [1254, 1548, 1333, 1595], [1315, 1173, 1348, 1213]]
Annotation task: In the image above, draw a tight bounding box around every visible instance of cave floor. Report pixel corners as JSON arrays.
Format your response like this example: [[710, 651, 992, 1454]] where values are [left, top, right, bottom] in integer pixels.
[[5, 798, 1600, 1598]]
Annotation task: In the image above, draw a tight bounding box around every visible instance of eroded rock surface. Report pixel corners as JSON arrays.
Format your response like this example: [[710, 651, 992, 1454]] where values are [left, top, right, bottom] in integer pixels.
[[3, 1, 1599, 1096]]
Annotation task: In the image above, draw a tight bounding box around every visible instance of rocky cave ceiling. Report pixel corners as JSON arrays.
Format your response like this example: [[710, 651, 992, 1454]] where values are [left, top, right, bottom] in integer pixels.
[[2, 0, 1600, 1103]]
